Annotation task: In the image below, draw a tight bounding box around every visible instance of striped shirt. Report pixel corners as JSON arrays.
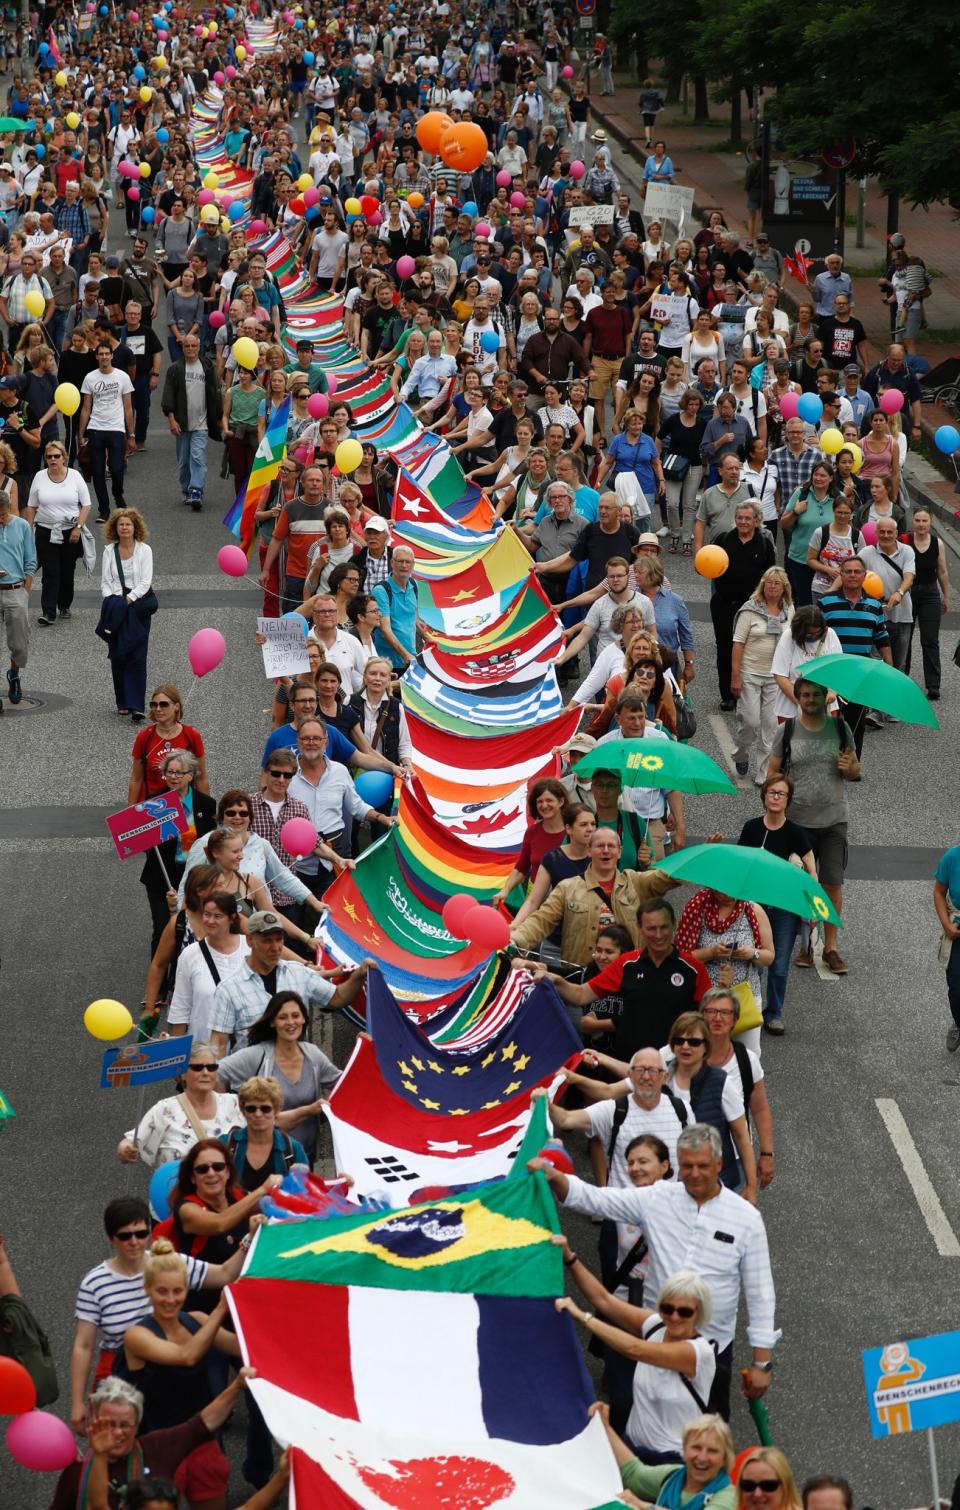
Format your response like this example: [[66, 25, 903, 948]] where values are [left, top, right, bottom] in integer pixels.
[[75, 1255, 210, 1351], [562, 1174, 780, 1351], [819, 590, 890, 653], [585, 1094, 685, 1189]]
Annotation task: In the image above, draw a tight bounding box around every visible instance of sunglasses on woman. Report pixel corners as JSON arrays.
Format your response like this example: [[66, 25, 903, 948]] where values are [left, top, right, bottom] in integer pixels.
[[149, 699, 173, 709], [741, 1480, 781, 1494], [660, 1302, 697, 1318], [113, 1227, 150, 1242], [671, 1036, 705, 1048], [194, 1161, 227, 1175], [243, 1103, 274, 1115]]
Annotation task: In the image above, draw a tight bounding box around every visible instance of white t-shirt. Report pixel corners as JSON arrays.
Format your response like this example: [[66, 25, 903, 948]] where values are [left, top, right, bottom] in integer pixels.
[[770, 626, 843, 719], [26, 467, 91, 529], [627, 1315, 717, 1453], [81, 365, 134, 431], [167, 938, 247, 1044], [311, 227, 349, 278], [713, 1043, 764, 1102], [731, 385, 767, 436], [585, 589, 655, 652], [75, 1254, 211, 1351]]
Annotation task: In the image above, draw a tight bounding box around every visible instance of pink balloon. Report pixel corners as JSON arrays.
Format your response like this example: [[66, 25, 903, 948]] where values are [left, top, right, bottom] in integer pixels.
[[495, 169, 511, 188], [474, 221, 491, 238], [7, 1411, 77, 1472], [859, 521, 878, 546], [326, 373, 337, 395], [395, 255, 415, 278], [188, 628, 226, 678], [509, 191, 526, 208], [225, 65, 237, 80], [442, 892, 479, 939], [129, 9, 139, 18], [463, 904, 510, 952], [779, 391, 800, 419], [220, 196, 233, 212], [307, 392, 329, 419], [208, 310, 225, 329], [118, 160, 137, 178], [880, 389, 904, 414], [127, 185, 140, 201], [368, 210, 382, 226], [194, 24, 203, 34], [280, 816, 317, 859], [293, 444, 312, 464], [216, 544, 247, 577], [303, 187, 320, 207], [197, 188, 215, 206], [214, 70, 225, 85], [157, 29, 167, 40], [561, 64, 574, 77], [248, 218, 266, 237], [569, 160, 586, 180]]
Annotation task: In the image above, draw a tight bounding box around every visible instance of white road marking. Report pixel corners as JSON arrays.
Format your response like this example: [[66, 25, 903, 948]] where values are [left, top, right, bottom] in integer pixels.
[[812, 939, 839, 984], [707, 713, 751, 790], [875, 1098, 960, 1257]]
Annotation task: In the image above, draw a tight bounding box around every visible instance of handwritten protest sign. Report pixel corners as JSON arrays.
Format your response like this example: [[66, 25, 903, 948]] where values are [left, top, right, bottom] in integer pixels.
[[259, 615, 310, 678]]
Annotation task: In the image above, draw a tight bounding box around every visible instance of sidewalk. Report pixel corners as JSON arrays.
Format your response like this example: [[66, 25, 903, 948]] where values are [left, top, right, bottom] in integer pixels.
[[588, 75, 960, 517]]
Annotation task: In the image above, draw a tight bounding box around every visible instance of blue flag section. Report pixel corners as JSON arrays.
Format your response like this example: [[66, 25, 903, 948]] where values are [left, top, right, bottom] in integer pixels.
[[863, 1328, 960, 1437], [100, 1037, 194, 1089]]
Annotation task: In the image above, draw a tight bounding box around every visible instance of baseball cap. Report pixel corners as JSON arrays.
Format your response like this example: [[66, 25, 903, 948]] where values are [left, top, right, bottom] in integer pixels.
[[246, 910, 286, 935], [635, 531, 662, 550], [105, 255, 120, 269], [566, 733, 597, 755], [0, 164, 11, 174], [842, 363, 860, 376], [364, 516, 389, 532], [756, 231, 769, 242]]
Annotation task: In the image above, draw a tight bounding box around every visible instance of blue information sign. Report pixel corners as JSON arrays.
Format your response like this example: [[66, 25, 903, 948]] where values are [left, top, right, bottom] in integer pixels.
[[100, 1037, 194, 1090], [863, 1329, 960, 1438]]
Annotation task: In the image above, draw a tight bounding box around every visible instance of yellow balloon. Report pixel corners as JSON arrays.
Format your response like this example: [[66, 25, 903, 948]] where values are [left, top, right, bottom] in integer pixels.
[[232, 336, 260, 370], [54, 381, 81, 416], [208, 19, 218, 32], [845, 442, 863, 473], [220, 216, 231, 233], [203, 171, 220, 190], [235, 44, 246, 60], [24, 290, 45, 319], [307, 17, 316, 28], [344, 197, 362, 216], [139, 86, 153, 104], [154, 54, 168, 70], [819, 427, 844, 456], [84, 998, 133, 1041], [297, 172, 313, 192], [336, 438, 363, 474], [54, 70, 67, 88], [139, 161, 151, 179], [65, 111, 81, 129], [200, 204, 220, 224]]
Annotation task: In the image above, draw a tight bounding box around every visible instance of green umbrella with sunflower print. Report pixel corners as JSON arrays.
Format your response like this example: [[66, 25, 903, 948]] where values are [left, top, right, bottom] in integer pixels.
[[655, 843, 841, 925], [575, 737, 737, 796]]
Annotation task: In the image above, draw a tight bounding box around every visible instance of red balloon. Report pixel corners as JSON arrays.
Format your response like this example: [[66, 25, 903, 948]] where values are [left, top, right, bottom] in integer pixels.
[[359, 194, 379, 216], [289, 196, 306, 216], [0, 1358, 37, 1415], [463, 904, 510, 951], [538, 1140, 574, 1174], [441, 893, 478, 939]]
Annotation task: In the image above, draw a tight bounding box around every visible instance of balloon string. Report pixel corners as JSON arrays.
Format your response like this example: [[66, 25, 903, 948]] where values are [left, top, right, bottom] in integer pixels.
[[181, 673, 199, 713]]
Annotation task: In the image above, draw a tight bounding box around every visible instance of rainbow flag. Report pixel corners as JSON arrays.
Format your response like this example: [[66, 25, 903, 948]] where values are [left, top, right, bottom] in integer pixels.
[[223, 395, 290, 554]]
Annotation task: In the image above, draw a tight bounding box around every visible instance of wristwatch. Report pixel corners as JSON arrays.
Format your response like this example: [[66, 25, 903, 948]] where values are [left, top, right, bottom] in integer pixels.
[[753, 1360, 774, 1373]]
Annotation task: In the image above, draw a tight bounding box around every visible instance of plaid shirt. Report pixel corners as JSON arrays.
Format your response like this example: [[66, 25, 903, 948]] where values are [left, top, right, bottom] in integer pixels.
[[767, 442, 825, 502], [249, 792, 312, 906], [54, 199, 91, 246], [210, 958, 334, 1050], [2, 272, 51, 324]]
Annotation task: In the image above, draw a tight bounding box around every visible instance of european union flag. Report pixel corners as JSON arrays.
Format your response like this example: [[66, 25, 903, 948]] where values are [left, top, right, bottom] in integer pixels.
[[367, 970, 580, 1114]]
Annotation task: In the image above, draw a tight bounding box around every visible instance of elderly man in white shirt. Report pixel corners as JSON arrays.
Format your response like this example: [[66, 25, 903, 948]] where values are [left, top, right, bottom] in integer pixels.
[[532, 1121, 779, 1416], [289, 718, 394, 897]]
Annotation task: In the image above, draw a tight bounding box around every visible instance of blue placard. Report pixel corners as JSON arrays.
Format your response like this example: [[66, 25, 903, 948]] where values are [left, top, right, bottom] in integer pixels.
[[100, 1037, 193, 1089], [863, 1329, 960, 1437]]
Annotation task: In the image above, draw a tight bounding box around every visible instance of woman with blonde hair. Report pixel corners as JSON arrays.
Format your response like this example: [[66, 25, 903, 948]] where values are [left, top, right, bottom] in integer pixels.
[[11, 321, 47, 374], [735, 1447, 803, 1510], [596, 1402, 735, 1506], [25, 438, 92, 623], [98, 506, 154, 719], [731, 566, 793, 783], [0, 439, 19, 512]]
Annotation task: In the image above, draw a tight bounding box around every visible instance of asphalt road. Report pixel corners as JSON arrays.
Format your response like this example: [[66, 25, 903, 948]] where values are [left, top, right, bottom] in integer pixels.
[[4, 250, 960, 1510]]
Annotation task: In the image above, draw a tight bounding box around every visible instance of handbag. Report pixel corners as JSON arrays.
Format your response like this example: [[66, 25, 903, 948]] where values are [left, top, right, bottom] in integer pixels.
[[114, 545, 158, 617], [661, 452, 690, 480], [673, 688, 697, 741], [731, 978, 763, 1036]]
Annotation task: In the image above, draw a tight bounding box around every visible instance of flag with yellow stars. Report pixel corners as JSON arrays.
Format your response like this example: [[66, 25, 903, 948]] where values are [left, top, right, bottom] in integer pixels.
[[367, 968, 581, 1116]]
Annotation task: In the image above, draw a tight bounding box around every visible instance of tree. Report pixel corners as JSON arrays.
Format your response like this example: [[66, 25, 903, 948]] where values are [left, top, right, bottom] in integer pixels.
[[879, 116, 960, 213], [609, 0, 711, 121]]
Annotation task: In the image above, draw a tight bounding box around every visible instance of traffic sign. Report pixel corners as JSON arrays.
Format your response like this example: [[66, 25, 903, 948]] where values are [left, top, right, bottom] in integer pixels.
[[823, 138, 857, 170], [576, 0, 596, 13]]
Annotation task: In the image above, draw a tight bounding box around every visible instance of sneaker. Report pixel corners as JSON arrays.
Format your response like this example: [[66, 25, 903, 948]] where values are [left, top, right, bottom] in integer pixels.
[[656, 525, 669, 537], [948, 1025, 960, 1053], [6, 666, 21, 704], [130, 711, 145, 723], [58, 608, 71, 619], [764, 1015, 785, 1036], [794, 946, 813, 968], [865, 711, 884, 729], [719, 698, 736, 712], [928, 689, 941, 701], [37, 613, 54, 625], [189, 487, 204, 512], [735, 760, 749, 776], [823, 948, 848, 975]]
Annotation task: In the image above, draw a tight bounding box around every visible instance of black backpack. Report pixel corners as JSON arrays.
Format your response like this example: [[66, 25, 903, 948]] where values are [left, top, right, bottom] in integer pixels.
[[779, 712, 848, 773], [0, 1295, 59, 1407], [645, 1316, 727, 1414], [605, 1086, 689, 1168]]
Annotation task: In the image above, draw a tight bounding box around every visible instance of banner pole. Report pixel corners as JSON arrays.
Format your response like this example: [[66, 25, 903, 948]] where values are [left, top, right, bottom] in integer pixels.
[[927, 1426, 940, 1509]]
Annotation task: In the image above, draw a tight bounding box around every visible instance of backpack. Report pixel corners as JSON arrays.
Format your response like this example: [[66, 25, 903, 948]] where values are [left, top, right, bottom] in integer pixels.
[[224, 1125, 298, 1173], [778, 711, 847, 774], [0, 1295, 59, 1407], [645, 1317, 726, 1414], [730, 1039, 755, 1128], [605, 1085, 688, 1169]]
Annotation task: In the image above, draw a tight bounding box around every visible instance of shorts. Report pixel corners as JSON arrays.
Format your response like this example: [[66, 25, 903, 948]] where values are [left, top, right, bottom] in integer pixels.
[[746, 194, 762, 210], [642, 113, 657, 127], [173, 1438, 230, 1499], [807, 820, 848, 887]]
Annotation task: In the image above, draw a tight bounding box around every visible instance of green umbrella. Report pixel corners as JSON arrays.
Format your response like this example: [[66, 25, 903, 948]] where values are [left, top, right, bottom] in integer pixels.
[[576, 737, 737, 795], [0, 118, 35, 133], [802, 652, 939, 729], [655, 843, 841, 925]]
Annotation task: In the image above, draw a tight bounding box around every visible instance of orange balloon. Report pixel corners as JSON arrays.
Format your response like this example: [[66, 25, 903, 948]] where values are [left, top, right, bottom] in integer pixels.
[[694, 544, 729, 580], [416, 111, 454, 155], [439, 121, 489, 173], [863, 571, 885, 599], [407, 191, 424, 210]]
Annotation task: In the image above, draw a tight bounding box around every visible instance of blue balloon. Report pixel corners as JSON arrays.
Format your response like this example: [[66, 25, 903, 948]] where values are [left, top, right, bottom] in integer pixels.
[[480, 329, 500, 353], [797, 392, 823, 424], [34, 143, 46, 160], [294, 16, 303, 26], [355, 770, 395, 809], [303, 49, 314, 64], [460, 200, 478, 218], [225, 5, 235, 16], [141, 204, 156, 222], [228, 199, 245, 221], [99, 4, 108, 14], [156, 127, 169, 144], [133, 64, 146, 80], [149, 1159, 181, 1222], [305, 204, 320, 222], [935, 425, 960, 456]]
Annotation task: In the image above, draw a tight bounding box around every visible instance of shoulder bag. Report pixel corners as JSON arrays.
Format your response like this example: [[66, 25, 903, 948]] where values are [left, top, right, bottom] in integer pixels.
[[114, 544, 158, 617]]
